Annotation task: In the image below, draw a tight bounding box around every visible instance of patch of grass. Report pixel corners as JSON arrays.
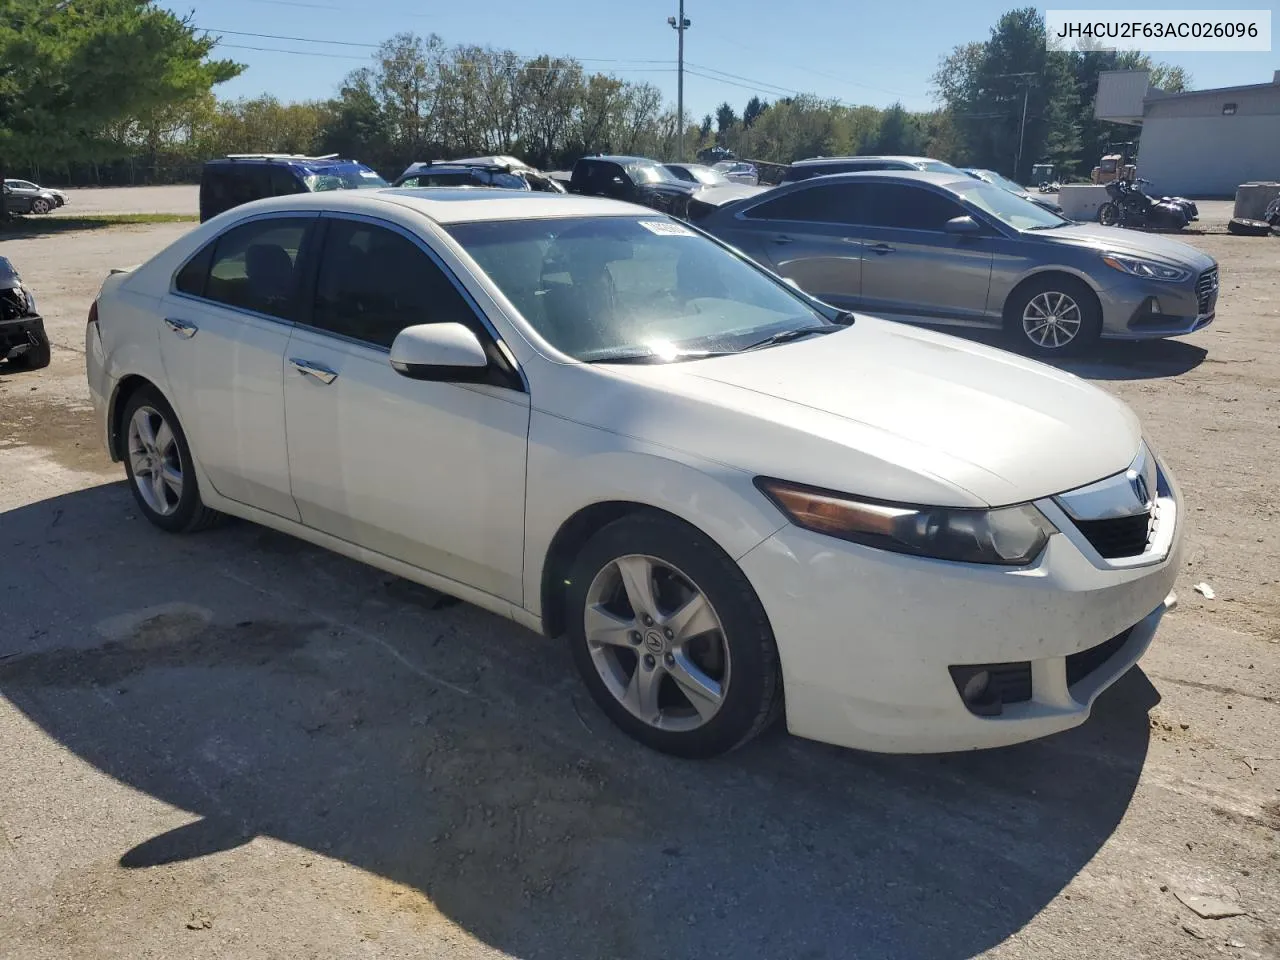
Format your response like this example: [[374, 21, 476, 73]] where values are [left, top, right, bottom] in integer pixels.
[[0, 212, 197, 235]]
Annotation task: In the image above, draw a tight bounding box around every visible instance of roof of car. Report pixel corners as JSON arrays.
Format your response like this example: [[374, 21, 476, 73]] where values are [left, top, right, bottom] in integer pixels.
[[227, 187, 642, 225], [791, 156, 936, 167], [789, 170, 974, 189], [579, 155, 662, 165]]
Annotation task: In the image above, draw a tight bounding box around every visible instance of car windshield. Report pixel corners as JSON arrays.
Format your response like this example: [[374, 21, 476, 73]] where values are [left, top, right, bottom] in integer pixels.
[[446, 216, 837, 362], [683, 166, 728, 185], [982, 170, 1027, 193], [626, 162, 680, 185], [303, 163, 388, 192], [957, 181, 1068, 230]]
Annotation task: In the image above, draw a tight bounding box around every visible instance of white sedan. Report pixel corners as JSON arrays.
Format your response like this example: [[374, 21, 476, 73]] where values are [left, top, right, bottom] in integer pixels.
[[85, 188, 1182, 758]]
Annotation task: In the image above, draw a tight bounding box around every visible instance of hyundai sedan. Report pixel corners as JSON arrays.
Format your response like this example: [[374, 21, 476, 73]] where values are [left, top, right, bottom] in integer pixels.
[[86, 189, 1182, 758]]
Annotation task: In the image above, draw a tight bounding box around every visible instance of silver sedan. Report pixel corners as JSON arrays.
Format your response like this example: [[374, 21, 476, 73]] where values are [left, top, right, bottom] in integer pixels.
[[699, 171, 1218, 356]]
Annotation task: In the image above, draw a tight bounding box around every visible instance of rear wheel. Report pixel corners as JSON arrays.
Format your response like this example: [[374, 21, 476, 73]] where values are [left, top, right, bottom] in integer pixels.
[[1005, 276, 1102, 357], [120, 385, 224, 533], [30, 198, 50, 215], [1097, 202, 1119, 226], [565, 513, 782, 758]]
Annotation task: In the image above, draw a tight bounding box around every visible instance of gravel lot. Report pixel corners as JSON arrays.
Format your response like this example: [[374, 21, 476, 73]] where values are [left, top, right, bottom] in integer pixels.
[[1, 199, 1277, 960], [47, 184, 199, 217]]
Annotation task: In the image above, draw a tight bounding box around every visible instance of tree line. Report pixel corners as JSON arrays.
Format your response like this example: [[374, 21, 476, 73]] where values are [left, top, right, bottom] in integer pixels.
[[3, 3, 1187, 189]]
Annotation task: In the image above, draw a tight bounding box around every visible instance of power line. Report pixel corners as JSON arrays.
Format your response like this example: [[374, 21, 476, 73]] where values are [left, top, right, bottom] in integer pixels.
[[703, 34, 911, 99]]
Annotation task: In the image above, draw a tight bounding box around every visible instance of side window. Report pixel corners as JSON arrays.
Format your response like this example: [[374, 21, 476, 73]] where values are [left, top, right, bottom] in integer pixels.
[[864, 184, 967, 231], [311, 220, 478, 348], [269, 165, 306, 196], [203, 218, 311, 319], [174, 241, 215, 297], [744, 184, 863, 223]]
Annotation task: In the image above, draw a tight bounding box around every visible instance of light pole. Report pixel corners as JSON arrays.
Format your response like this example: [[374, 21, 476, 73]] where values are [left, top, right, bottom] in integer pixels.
[[667, 1, 690, 161], [998, 71, 1036, 181]]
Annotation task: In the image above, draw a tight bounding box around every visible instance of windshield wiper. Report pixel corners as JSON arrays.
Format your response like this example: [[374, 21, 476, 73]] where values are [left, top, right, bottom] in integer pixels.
[[741, 324, 842, 351], [582, 348, 736, 364]]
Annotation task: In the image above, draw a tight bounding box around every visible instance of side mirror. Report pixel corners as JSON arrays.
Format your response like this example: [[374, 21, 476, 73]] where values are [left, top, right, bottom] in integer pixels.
[[944, 215, 981, 235], [390, 323, 490, 382]]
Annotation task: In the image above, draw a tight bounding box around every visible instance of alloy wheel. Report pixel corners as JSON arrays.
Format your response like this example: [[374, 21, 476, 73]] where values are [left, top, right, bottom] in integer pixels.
[[127, 405, 184, 517], [1022, 291, 1083, 350], [31, 198, 50, 215], [583, 554, 730, 732]]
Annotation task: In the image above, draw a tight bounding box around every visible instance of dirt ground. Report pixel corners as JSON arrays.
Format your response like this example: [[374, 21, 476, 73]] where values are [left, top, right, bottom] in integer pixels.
[[0, 201, 1277, 960]]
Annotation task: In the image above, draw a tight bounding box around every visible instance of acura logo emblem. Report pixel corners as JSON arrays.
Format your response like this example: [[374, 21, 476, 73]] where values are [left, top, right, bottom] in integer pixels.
[[1129, 470, 1151, 508]]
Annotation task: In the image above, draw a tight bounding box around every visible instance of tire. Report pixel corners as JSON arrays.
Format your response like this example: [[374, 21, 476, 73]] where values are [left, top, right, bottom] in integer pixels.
[[120, 385, 225, 533], [1005, 275, 1102, 358], [30, 198, 50, 215], [6, 327, 51, 371], [1097, 202, 1119, 226], [1227, 217, 1273, 237], [565, 512, 782, 758]]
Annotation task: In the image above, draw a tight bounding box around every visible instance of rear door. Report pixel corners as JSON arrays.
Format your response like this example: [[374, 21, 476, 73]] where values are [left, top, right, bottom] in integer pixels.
[[159, 213, 316, 520], [853, 183, 995, 324], [720, 183, 866, 308]]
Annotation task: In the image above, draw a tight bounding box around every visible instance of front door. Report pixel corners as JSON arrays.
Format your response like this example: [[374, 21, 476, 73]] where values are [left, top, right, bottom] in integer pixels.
[[849, 183, 995, 325], [158, 214, 316, 520], [282, 215, 530, 603]]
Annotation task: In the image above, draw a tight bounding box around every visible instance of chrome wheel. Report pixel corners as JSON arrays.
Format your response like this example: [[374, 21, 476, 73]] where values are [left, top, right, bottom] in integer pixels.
[[1022, 291, 1083, 350], [127, 406, 183, 517], [583, 554, 730, 732]]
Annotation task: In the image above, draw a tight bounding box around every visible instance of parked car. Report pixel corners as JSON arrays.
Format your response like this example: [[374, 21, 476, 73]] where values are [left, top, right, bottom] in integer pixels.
[[0, 256, 50, 370], [3, 180, 60, 215], [199, 153, 388, 222], [664, 162, 731, 186], [5, 178, 66, 208], [567, 154, 699, 216], [87, 187, 1183, 758], [780, 156, 964, 184], [711, 160, 759, 185], [962, 168, 1064, 215], [394, 159, 565, 193], [698, 170, 1218, 356]]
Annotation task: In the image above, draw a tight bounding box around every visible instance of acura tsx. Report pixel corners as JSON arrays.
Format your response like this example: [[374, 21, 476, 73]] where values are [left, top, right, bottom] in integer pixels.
[[85, 188, 1182, 758]]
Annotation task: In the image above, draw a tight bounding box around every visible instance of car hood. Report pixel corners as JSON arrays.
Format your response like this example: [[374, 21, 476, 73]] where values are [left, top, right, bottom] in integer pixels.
[[1033, 223, 1215, 269], [584, 318, 1142, 508]]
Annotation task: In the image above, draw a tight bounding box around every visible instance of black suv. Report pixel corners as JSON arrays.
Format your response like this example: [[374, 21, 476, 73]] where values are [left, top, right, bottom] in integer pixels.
[[199, 154, 388, 222], [567, 155, 699, 216]]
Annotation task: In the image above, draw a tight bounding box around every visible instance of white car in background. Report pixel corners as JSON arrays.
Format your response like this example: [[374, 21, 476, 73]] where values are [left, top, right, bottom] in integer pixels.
[[85, 188, 1182, 758], [711, 160, 759, 185]]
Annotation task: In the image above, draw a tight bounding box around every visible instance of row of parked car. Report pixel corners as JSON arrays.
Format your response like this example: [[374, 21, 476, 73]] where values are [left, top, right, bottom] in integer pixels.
[[194, 149, 1216, 358], [3, 178, 67, 215]]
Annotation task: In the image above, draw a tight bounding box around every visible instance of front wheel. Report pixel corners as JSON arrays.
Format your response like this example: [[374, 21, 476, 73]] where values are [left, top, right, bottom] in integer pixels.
[[1005, 276, 1102, 357], [120, 385, 225, 533], [565, 513, 782, 758], [30, 198, 51, 215], [1097, 202, 1119, 226]]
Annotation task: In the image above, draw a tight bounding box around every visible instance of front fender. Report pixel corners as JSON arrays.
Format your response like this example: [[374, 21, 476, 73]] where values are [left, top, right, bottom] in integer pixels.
[[522, 410, 787, 618]]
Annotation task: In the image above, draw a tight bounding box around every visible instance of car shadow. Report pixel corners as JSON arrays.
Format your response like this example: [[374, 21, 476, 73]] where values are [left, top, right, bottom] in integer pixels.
[[0, 483, 1159, 960], [952, 329, 1208, 381]]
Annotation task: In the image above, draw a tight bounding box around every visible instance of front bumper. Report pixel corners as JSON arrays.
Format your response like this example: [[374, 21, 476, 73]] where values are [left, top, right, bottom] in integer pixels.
[[738, 475, 1183, 754], [1098, 268, 1218, 340], [0, 314, 46, 360]]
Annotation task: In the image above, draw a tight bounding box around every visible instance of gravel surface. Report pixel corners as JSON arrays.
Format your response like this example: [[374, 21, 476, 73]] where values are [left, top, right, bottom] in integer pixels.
[[1, 209, 1277, 960], [47, 184, 199, 217]]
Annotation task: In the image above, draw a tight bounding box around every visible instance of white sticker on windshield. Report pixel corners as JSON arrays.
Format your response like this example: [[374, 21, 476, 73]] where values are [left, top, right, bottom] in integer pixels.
[[639, 220, 695, 237]]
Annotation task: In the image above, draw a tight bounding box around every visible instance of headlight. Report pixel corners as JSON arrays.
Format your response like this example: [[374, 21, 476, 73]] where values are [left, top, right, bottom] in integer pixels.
[[755, 479, 1057, 566], [1102, 253, 1191, 283]]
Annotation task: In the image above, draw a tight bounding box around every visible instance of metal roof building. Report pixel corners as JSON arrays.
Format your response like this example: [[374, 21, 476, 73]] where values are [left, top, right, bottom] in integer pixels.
[[1095, 70, 1280, 197]]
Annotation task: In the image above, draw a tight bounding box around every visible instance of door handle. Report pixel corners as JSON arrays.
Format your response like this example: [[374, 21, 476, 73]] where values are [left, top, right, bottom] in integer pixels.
[[289, 357, 338, 384], [163, 317, 198, 338], [772, 235, 794, 245], [867, 243, 895, 256]]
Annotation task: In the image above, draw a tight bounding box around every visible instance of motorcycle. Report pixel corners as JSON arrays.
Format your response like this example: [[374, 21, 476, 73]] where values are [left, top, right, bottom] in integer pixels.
[[0, 256, 51, 371], [1097, 178, 1192, 231]]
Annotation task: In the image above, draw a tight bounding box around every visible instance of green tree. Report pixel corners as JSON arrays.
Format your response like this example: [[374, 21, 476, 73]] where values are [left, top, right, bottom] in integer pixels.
[[742, 96, 768, 128], [0, 0, 240, 214]]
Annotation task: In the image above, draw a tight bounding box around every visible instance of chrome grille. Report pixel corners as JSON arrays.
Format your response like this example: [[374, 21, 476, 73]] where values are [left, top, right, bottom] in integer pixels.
[[1196, 267, 1218, 315]]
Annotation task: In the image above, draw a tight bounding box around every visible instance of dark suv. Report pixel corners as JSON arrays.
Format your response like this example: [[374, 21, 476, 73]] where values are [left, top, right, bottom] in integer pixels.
[[567, 155, 698, 216], [199, 154, 388, 222]]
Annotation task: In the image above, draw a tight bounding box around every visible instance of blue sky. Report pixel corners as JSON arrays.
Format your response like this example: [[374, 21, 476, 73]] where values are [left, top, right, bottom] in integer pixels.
[[168, 0, 1277, 116]]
